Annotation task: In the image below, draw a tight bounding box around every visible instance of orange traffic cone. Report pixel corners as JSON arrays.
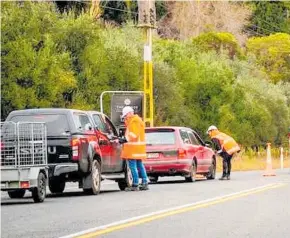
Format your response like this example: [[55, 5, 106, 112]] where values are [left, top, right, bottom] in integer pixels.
[[263, 143, 276, 176]]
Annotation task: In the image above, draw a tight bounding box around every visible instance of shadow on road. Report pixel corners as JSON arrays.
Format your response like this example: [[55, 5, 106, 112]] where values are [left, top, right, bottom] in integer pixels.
[[150, 178, 207, 185], [1, 189, 121, 205], [47, 189, 120, 198], [1, 200, 35, 206]]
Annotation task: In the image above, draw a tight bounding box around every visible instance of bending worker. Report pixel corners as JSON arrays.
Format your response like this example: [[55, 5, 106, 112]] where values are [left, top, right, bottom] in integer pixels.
[[207, 125, 240, 180], [120, 106, 149, 191]]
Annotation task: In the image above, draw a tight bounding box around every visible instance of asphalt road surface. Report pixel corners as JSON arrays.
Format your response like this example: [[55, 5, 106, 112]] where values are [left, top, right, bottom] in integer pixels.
[[1, 170, 290, 238]]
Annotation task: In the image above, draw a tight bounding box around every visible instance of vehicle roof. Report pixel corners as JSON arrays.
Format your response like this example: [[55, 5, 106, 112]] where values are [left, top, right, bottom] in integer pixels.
[[146, 126, 191, 130], [7, 108, 86, 116], [86, 110, 105, 116]]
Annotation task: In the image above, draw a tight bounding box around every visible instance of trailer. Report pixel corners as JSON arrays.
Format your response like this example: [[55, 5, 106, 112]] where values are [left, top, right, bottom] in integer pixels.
[[0, 121, 48, 203]]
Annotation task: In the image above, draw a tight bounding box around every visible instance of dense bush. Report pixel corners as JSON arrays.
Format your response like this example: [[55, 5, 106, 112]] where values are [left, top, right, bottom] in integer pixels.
[[1, 2, 289, 147]]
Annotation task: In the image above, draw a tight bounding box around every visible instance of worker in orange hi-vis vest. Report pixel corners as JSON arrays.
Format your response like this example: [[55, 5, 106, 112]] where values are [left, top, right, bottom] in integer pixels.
[[207, 125, 241, 180], [120, 106, 149, 191]]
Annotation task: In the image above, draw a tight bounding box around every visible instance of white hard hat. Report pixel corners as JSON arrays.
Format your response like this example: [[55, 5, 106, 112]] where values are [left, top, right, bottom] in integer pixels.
[[207, 125, 218, 134], [122, 106, 134, 118]]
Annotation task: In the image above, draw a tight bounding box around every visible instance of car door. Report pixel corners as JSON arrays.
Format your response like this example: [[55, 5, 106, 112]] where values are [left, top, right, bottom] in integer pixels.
[[192, 130, 212, 171], [186, 131, 204, 170], [103, 116, 123, 172], [90, 113, 113, 172], [72, 112, 97, 172]]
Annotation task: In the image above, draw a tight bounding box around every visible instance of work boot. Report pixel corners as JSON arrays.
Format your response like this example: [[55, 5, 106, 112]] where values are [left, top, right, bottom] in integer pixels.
[[139, 183, 149, 191], [125, 185, 139, 192], [226, 175, 231, 180]]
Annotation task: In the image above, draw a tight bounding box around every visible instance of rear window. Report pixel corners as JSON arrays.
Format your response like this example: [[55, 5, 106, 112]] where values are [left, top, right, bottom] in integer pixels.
[[145, 129, 176, 145], [9, 114, 70, 136]]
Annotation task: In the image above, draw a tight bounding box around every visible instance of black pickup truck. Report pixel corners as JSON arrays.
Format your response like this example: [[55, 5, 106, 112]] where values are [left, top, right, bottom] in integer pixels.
[[5, 108, 132, 195]]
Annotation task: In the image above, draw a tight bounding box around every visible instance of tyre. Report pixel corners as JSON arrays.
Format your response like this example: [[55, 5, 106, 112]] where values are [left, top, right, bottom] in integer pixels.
[[32, 172, 46, 203], [206, 159, 216, 180], [118, 161, 133, 191], [149, 176, 158, 183], [49, 177, 65, 194], [185, 161, 196, 182], [8, 189, 26, 199], [83, 160, 101, 195]]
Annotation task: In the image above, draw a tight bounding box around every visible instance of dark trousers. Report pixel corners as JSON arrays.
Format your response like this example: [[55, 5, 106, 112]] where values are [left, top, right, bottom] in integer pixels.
[[220, 152, 233, 177]]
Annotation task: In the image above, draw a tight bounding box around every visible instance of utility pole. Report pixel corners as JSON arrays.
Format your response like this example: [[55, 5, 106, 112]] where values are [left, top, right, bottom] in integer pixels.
[[138, 0, 156, 127]]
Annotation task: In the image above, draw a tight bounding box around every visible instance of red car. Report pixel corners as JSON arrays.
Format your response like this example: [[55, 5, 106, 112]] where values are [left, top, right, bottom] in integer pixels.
[[144, 127, 216, 183]]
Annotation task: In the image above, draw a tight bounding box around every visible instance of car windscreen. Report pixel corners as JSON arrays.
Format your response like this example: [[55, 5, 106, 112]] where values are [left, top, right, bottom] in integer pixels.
[[9, 114, 70, 136], [145, 129, 176, 145]]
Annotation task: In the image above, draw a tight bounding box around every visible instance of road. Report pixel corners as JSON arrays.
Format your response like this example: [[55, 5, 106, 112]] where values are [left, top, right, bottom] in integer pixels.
[[1, 170, 290, 238]]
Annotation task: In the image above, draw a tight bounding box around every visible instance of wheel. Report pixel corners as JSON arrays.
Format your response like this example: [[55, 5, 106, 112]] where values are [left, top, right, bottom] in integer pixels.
[[32, 172, 46, 203], [83, 160, 101, 195], [185, 161, 196, 182], [49, 177, 65, 194], [118, 161, 133, 191], [149, 176, 158, 183], [206, 159, 216, 180], [8, 189, 26, 199]]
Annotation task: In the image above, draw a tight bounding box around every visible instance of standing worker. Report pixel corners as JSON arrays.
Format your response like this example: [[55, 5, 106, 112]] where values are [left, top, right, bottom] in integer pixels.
[[120, 106, 149, 191], [207, 125, 240, 180]]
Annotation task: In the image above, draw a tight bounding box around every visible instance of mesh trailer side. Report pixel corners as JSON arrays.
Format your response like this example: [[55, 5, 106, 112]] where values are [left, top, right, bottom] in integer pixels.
[[0, 122, 17, 167], [17, 122, 48, 167]]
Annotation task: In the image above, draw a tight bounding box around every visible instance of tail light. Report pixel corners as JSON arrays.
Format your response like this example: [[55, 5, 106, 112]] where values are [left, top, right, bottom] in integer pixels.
[[178, 148, 187, 159], [71, 138, 81, 161], [20, 181, 30, 188]]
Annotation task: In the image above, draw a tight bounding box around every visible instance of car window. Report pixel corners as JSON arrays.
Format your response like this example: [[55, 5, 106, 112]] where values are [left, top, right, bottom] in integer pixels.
[[179, 129, 191, 144], [73, 113, 92, 131], [145, 130, 176, 145], [188, 132, 200, 145], [104, 117, 118, 136], [92, 114, 108, 133], [193, 131, 205, 146], [9, 114, 70, 136]]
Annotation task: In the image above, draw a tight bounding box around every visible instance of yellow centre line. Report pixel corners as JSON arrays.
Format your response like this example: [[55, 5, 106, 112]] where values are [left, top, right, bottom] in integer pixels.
[[74, 183, 286, 238]]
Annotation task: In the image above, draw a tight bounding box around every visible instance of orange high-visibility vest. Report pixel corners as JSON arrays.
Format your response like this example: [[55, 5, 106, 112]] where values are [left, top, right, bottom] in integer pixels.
[[211, 131, 240, 155], [121, 115, 146, 160]]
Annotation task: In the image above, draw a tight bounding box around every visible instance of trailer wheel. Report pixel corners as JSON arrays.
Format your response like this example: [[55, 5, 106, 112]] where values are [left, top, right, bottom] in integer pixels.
[[32, 172, 46, 203], [8, 189, 26, 199]]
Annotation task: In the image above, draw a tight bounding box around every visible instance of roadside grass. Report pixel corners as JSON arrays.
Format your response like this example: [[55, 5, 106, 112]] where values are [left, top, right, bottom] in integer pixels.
[[216, 148, 290, 172]]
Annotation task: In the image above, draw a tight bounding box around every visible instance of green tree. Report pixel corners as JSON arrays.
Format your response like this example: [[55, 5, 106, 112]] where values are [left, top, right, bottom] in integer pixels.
[[191, 32, 243, 59], [1, 2, 77, 119], [247, 1, 290, 36], [246, 33, 290, 83]]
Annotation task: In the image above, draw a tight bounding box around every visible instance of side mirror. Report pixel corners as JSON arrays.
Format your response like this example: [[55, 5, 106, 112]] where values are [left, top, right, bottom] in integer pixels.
[[99, 139, 109, 146], [84, 124, 92, 131], [204, 141, 212, 147], [108, 134, 118, 141], [119, 128, 125, 137]]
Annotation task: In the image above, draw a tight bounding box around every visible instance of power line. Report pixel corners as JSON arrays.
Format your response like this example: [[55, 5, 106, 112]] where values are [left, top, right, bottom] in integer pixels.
[[247, 23, 278, 35], [243, 28, 265, 37], [102, 6, 138, 15], [258, 18, 283, 31]]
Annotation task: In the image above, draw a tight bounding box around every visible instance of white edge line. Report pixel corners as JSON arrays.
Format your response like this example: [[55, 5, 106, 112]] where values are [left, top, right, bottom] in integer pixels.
[[59, 183, 283, 238]]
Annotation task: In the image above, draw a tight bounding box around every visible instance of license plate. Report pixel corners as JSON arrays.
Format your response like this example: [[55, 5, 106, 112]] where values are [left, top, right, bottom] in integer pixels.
[[147, 153, 159, 158]]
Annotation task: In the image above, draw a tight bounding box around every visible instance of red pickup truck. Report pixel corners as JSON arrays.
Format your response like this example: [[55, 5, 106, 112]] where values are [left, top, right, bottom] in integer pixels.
[[5, 108, 132, 197]]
